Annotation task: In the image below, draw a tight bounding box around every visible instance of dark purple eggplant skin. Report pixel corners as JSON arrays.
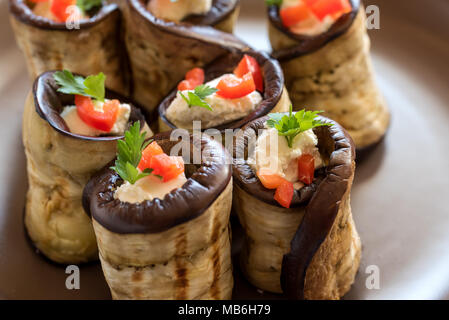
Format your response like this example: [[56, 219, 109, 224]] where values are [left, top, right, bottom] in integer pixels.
[[33, 71, 146, 141], [82, 132, 232, 234]]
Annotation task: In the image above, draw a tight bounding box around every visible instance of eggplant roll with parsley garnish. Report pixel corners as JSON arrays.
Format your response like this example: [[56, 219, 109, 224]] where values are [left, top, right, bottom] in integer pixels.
[[83, 130, 233, 300], [23, 70, 150, 264], [267, 0, 390, 150], [233, 109, 361, 299], [158, 50, 291, 132], [121, 0, 242, 113], [9, 0, 129, 95]]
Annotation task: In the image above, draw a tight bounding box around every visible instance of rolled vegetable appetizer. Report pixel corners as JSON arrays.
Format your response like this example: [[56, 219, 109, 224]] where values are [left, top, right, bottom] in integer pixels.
[[23, 70, 150, 264], [9, 0, 129, 95], [122, 0, 242, 113], [83, 129, 233, 300], [267, 0, 390, 150], [158, 50, 291, 131], [233, 108, 361, 299]]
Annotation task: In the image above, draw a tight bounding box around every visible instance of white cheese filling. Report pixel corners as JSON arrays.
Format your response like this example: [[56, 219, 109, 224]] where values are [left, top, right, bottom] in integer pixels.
[[60, 100, 131, 136], [148, 0, 212, 22], [281, 0, 336, 36], [247, 126, 323, 190], [114, 171, 188, 203], [166, 74, 263, 129]]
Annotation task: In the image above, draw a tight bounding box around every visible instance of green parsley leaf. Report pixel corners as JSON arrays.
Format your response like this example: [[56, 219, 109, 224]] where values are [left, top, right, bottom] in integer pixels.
[[53, 70, 106, 102], [76, 0, 103, 13], [110, 122, 154, 185], [53, 70, 86, 96], [265, 0, 283, 6], [178, 84, 217, 111], [267, 106, 333, 148], [83, 72, 105, 102], [194, 84, 218, 100]]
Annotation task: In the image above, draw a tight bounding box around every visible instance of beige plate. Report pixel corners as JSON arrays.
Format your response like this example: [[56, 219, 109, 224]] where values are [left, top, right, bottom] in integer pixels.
[[1, 0, 449, 300]]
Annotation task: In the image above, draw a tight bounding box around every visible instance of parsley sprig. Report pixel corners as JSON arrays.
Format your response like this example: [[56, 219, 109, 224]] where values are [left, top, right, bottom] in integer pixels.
[[76, 0, 103, 13], [110, 122, 154, 185], [265, 0, 283, 6], [267, 106, 333, 148], [53, 70, 105, 102], [179, 84, 217, 111]]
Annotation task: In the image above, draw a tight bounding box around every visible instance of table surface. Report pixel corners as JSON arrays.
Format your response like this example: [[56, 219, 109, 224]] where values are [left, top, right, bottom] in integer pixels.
[[1, 0, 449, 300]]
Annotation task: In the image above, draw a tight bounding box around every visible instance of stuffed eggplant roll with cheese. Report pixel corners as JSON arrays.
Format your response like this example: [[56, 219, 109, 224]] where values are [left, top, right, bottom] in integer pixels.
[[83, 130, 233, 300], [23, 70, 150, 264], [9, 0, 128, 94], [267, 0, 390, 150], [158, 50, 290, 132], [233, 108, 361, 299], [122, 0, 242, 113]]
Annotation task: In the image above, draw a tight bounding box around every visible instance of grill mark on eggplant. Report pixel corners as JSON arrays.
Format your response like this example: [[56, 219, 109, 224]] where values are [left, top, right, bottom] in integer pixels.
[[209, 214, 222, 299], [132, 270, 143, 283], [174, 226, 188, 300]]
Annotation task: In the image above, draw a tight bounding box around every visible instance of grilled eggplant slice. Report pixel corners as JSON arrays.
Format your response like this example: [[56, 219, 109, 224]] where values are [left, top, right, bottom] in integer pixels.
[[158, 49, 291, 132], [83, 133, 233, 300], [233, 115, 361, 300], [22, 71, 149, 264], [122, 0, 242, 113], [9, 1, 129, 95], [267, 0, 390, 150]]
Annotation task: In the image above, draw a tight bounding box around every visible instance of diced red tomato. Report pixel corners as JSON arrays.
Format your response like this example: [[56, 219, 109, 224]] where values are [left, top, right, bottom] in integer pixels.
[[298, 154, 315, 185], [280, 2, 313, 28], [149, 154, 185, 182], [177, 68, 205, 90], [274, 180, 294, 209], [75, 95, 119, 132], [178, 80, 195, 91], [138, 141, 184, 182], [50, 0, 76, 23], [138, 141, 164, 171], [234, 54, 264, 92], [216, 73, 256, 99], [257, 172, 287, 190], [185, 68, 204, 85], [307, 0, 352, 21], [29, 0, 49, 3]]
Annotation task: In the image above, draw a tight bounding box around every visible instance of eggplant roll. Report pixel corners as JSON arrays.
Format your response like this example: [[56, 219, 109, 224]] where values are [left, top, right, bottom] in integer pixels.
[[9, 1, 129, 95], [83, 133, 233, 300], [233, 115, 361, 299], [122, 0, 242, 113], [158, 49, 291, 132], [268, 0, 390, 150], [22, 71, 149, 264]]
